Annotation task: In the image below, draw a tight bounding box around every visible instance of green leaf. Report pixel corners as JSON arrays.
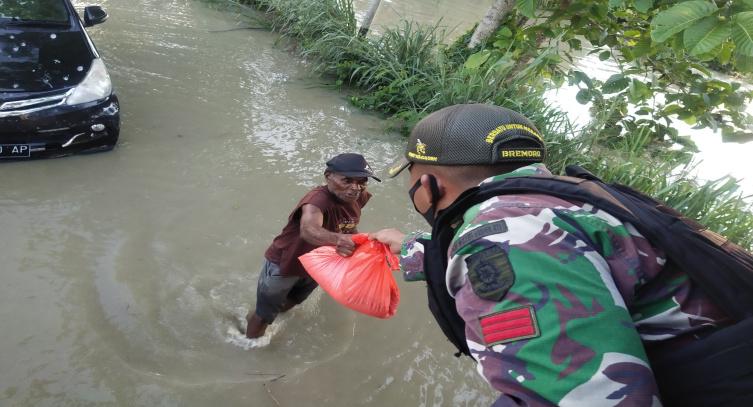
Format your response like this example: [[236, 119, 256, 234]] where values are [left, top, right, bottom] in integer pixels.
[[628, 79, 652, 102], [651, 1, 718, 43], [634, 0, 653, 14], [719, 41, 734, 64], [464, 50, 491, 69], [498, 27, 514, 38], [688, 62, 712, 76], [671, 33, 685, 53], [551, 73, 566, 88], [609, 0, 625, 9], [725, 93, 745, 108], [490, 56, 516, 75], [576, 88, 592, 104], [590, 3, 609, 20], [599, 50, 612, 61], [681, 114, 697, 125], [722, 129, 753, 143], [732, 12, 753, 56], [632, 35, 654, 58], [735, 54, 753, 72], [516, 0, 536, 19], [572, 70, 593, 88], [662, 104, 683, 115], [602, 74, 630, 94], [684, 17, 730, 56], [622, 48, 635, 62], [492, 40, 508, 48]]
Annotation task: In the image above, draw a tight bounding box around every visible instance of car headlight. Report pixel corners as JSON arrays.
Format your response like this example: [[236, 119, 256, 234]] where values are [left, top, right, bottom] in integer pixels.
[[65, 58, 112, 106]]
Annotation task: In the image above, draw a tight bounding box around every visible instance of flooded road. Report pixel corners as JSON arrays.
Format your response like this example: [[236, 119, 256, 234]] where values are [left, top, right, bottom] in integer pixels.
[[352, 0, 488, 35], [0, 0, 495, 406], [3, 0, 751, 406]]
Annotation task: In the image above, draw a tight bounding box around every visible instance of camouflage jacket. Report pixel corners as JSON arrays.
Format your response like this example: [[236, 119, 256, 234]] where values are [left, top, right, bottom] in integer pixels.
[[400, 164, 728, 406]]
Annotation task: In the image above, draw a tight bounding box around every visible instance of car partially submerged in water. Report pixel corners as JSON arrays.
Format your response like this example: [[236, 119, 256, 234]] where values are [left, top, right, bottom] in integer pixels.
[[0, 0, 119, 159]]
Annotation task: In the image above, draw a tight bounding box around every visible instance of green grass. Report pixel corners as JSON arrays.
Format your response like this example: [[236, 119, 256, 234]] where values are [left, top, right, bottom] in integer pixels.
[[207, 0, 753, 249]]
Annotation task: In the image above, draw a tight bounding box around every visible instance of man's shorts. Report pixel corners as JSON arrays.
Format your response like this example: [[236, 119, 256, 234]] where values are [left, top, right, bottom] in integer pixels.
[[254, 259, 319, 324]]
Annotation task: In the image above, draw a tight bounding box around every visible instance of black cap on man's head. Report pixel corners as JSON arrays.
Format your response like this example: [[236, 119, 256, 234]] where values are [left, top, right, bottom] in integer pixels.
[[326, 153, 381, 182], [387, 104, 545, 178]]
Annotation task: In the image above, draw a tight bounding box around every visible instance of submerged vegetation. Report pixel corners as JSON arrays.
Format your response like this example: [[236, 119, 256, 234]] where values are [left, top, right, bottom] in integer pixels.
[[208, 0, 753, 249]]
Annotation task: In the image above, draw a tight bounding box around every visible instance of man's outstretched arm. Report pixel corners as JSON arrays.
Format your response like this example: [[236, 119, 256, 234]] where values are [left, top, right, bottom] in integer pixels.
[[299, 204, 355, 256]]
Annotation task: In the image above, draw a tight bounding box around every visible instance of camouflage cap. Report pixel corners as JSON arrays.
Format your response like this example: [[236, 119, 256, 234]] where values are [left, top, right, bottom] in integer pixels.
[[387, 104, 545, 178]]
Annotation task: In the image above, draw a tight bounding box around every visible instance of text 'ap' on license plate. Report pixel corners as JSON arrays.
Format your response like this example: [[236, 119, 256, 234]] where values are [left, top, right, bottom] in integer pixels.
[[0, 144, 31, 158]]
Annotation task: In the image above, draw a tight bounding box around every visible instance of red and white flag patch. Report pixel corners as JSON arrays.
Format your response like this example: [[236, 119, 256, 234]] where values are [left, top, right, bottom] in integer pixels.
[[479, 305, 540, 346]]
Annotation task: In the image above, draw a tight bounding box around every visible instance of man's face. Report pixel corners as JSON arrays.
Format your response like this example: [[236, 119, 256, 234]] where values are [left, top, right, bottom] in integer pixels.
[[326, 172, 368, 203]]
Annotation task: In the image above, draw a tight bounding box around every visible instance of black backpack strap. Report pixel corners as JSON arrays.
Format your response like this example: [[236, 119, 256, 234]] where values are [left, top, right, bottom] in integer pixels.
[[565, 164, 603, 181], [608, 182, 753, 320], [420, 235, 471, 357]]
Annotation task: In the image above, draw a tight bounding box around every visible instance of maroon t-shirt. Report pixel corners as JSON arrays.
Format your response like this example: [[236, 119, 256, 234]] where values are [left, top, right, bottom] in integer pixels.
[[264, 186, 371, 277]]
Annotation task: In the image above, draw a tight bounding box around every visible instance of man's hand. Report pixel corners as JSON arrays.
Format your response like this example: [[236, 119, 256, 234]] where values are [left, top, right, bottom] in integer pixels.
[[335, 234, 356, 257], [369, 228, 405, 254], [300, 204, 355, 255]]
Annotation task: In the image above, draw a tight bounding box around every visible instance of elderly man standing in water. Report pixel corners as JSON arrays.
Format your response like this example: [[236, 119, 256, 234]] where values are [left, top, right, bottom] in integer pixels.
[[246, 153, 381, 338]]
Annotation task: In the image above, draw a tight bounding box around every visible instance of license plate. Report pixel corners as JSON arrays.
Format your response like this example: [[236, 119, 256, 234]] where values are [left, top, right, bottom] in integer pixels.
[[0, 144, 31, 158]]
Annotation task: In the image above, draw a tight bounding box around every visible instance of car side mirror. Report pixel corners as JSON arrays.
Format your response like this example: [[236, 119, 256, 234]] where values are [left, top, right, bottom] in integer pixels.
[[83, 6, 108, 27]]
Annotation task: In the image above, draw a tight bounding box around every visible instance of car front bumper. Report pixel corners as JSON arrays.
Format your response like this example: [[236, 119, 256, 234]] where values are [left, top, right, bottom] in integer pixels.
[[0, 94, 120, 159]]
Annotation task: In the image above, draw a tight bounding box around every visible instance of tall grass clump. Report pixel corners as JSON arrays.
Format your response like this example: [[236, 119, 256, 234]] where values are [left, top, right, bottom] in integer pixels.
[[209, 0, 752, 249]]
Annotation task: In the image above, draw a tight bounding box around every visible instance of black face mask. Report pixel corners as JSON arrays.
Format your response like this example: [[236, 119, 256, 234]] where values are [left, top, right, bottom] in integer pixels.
[[408, 175, 440, 226]]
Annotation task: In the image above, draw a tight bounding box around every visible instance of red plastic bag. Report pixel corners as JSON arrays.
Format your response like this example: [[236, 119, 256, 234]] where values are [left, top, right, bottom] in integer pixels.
[[299, 233, 400, 319]]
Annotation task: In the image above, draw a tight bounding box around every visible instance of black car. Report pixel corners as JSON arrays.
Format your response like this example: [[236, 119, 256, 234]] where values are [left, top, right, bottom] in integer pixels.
[[0, 0, 119, 159]]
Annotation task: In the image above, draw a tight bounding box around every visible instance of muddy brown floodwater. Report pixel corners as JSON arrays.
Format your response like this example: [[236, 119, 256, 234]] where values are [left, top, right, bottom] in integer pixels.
[[0, 0, 496, 406]]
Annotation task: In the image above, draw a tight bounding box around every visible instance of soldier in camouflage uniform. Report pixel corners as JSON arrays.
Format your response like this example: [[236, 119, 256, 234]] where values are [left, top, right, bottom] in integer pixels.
[[371, 104, 731, 406]]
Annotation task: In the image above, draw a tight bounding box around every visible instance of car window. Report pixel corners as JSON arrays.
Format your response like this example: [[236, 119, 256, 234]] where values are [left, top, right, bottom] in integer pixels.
[[0, 0, 69, 22]]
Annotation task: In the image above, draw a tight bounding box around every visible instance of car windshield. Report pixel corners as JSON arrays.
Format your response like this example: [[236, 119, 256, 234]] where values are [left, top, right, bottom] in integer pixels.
[[0, 0, 69, 23]]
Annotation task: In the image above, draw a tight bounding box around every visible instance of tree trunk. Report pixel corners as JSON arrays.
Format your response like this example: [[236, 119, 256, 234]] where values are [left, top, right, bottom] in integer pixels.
[[358, 0, 382, 37], [468, 0, 515, 48]]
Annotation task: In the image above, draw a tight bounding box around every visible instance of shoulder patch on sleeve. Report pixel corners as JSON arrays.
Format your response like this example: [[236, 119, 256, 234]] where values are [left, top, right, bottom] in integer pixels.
[[479, 305, 540, 346], [465, 245, 514, 301], [450, 221, 508, 255]]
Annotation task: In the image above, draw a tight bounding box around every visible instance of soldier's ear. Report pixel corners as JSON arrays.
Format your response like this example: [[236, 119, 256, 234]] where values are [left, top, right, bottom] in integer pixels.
[[419, 173, 444, 204]]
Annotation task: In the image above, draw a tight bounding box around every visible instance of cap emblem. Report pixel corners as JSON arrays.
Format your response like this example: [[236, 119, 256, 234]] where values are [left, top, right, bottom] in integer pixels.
[[416, 139, 427, 155], [407, 138, 438, 162]]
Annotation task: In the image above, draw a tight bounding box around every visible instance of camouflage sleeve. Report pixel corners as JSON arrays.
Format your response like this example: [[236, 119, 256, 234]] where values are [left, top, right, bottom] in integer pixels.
[[448, 198, 661, 406], [400, 231, 430, 282]]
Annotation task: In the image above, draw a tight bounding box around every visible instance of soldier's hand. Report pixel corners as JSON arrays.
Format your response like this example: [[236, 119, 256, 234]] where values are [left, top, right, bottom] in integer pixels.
[[335, 234, 355, 257], [369, 228, 404, 254]]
